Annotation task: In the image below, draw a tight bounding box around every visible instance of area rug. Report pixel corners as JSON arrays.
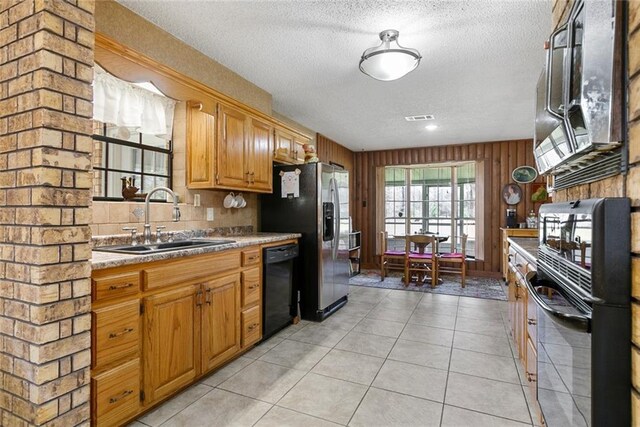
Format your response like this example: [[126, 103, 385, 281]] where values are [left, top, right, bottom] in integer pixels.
[[349, 269, 507, 301]]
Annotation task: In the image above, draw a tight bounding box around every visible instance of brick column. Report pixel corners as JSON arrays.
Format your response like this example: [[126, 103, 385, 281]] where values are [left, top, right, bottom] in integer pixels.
[[0, 1, 94, 425]]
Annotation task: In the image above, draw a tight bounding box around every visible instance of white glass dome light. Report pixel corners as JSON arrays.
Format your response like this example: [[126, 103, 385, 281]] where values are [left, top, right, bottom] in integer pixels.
[[359, 30, 421, 81]]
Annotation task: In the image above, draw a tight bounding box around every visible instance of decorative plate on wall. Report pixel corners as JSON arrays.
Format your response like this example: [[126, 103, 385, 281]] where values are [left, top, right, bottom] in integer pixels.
[[512, 166, 538, 184], [503, 183, 522, 206]]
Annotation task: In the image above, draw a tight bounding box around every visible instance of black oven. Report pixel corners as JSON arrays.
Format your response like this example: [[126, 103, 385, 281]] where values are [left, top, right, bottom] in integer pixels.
[[525, 198, 630, 427]]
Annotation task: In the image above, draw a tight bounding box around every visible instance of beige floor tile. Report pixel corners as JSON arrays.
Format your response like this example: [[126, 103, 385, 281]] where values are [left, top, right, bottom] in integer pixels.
[[335, 330, 397, 358], [349, 387, 442, 427], [320, 311, 364, 331], [218, 360, 305, 404], [455, 316, 508, 337], [352, 318, 405, 338], [418, 293, 459, 306], [453, 330, 514, 357], [399, 323, 454, 347], [408, 311, 457, 330], [311, 348, 384, 385], [259, 339, 331, 371], [340, 302, 376, 317], [450, 348, 520, 384], [365, 306, 413, 323], [388, 339, 451, 370], [441, 405, 531, 426], [288, 324, 349, 347], [200, 356, 254, 387], [243, 337, 285, 359], [445, 372, 531, 423], [254, 406, 341, 427], [161, 388, 272, 427], [278, 373, 367, 425], [372, 359, 447, 402], [138, 384, 211, 426]]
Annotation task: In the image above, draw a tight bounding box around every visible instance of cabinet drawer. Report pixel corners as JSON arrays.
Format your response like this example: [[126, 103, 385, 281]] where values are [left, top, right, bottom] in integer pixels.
[[92, 358, 140, 427], [93, 272, 140, 303], [92, 300, 139, 371], [241, 305, 261, 348], [143, 251, 241, 290], [527, 289, 537, 344], [242, 248, 261, 267], [241, 267, 261, 308]]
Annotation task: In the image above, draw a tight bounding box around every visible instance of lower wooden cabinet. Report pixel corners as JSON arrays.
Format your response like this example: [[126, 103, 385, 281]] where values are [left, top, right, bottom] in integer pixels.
[[202, 274, 241, 372], [91, 244, 274, 426], [143, 286, 199, 404], [91, 358, 140, 427]]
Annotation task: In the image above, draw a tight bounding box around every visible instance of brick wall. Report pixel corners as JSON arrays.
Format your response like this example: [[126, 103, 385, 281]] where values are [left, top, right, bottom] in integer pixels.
[[0, 1, 94, 425], [550, 0, 640, 423]]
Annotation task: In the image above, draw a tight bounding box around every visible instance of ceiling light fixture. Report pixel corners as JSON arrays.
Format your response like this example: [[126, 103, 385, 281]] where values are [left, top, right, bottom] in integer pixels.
[[425, 124, 438, 131], [359, 29, 421, 81]]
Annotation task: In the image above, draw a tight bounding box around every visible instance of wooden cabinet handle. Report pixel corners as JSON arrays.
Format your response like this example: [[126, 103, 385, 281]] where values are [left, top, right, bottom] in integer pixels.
[[205, 288, 212, 305], [248, 284, 259, 290], [248, 323, 259, 331], [247, 255, 259, 261], [196, 289, 203, 307], [527, 318, 536, 326], [526, 372, 536, 383], [108, 283, 134, 291], [109, 389, 133, 404], [108, 328, 134, 339]]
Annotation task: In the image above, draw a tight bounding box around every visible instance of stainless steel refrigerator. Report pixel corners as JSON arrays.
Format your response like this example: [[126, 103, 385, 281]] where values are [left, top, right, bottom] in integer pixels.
[[260, 162, 350, 321]]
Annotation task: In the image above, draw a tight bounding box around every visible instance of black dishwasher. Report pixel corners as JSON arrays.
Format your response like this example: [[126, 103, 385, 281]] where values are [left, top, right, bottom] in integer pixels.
[[263, 243, 299, 339]]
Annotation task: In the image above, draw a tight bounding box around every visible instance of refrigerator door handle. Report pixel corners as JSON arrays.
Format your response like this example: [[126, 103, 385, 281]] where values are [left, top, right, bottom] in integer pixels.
[[331, 177, 340, 260]]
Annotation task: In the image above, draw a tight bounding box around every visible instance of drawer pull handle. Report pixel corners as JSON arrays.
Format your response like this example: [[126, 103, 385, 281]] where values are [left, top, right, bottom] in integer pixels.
[[108, 283, 134, 291], [526, 372, 536, 383], [247, 255, 259, 261], [527, 318, 537, 326], [108, 328, 134, 339], [248, 284, 259, 290], [206, 289, 212, 305], [109, 389, 133, 404], [247, 323, 259, 331]]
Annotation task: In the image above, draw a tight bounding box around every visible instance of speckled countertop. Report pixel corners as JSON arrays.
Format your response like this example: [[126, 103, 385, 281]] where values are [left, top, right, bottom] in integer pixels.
[[508, 237, 539, 265], [91, 233, 301, 270]]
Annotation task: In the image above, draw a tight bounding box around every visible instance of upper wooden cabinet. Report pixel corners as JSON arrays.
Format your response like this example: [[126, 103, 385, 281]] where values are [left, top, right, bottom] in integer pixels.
[[274, 126, 311, 165], [187, 102, 274, 193], [186, 102, 216, 189]]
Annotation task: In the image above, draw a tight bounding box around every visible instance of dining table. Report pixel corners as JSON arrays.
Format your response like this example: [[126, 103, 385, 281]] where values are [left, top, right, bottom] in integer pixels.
[[392, 234, 449, 285]]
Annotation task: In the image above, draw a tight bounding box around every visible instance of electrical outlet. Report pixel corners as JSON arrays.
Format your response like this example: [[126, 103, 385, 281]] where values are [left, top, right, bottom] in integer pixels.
[[193, 194, 201, 207], [207, 208, 214, 221]]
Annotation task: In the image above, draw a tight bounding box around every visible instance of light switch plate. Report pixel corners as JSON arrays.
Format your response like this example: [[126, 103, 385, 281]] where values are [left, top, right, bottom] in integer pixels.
[[207, 208, 214, 221], [194, 194, 201, 207]]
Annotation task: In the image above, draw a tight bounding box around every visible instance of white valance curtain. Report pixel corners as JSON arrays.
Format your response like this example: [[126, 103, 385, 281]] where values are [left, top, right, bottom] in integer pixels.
[[93, 65, 176, 140]]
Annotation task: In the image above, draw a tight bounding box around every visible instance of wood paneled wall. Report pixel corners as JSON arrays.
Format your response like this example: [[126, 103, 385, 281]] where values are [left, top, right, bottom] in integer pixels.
[[316, 133, 356, 219], [353, 139, 542, 274]]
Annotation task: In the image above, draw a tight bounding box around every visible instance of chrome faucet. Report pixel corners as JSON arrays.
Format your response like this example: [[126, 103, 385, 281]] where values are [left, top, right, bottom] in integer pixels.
[[144, 186, 181, 244]]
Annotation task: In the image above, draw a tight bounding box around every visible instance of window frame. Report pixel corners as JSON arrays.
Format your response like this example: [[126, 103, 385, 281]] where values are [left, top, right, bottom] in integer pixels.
[[92, 122, 173, 202], [380, 162, 479, 258]]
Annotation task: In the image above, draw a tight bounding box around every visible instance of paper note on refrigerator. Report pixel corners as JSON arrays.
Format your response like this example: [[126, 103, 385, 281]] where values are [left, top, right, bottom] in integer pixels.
[[281, 171, 299, 198]]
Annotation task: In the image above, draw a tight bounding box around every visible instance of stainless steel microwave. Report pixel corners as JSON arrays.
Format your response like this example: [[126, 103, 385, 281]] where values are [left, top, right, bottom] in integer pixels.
[[534, 0, 624, 187]]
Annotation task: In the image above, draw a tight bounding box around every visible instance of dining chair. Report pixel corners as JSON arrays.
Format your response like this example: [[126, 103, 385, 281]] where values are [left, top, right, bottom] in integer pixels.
[[379, 231, 405, 281], [438, 233, 468, 287], [404, 234, 438, 287]]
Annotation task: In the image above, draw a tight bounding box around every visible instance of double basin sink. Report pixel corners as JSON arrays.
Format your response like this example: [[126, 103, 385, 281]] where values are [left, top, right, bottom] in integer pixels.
[[93, 239, 236, 255]]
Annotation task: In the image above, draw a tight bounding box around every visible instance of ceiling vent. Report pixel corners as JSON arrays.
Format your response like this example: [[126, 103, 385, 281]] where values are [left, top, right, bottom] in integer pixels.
[[404, 114, 435, 121]]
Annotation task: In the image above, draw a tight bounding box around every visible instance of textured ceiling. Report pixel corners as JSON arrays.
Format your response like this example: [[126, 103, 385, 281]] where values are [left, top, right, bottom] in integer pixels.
[[116, 0, 551, 151]]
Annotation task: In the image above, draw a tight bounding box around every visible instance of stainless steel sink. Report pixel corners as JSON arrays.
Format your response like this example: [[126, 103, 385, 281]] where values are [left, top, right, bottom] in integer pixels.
[[93, 239, 236, 255]]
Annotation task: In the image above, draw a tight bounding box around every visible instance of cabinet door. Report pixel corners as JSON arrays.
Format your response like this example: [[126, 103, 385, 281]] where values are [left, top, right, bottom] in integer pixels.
[[202, 274, 241, 372], [186, 101, 216, 188], [274, 128, 295, 162], [143, 286, 199, 404], [217, 104, 249, 188], [247, 117, 273, 192]]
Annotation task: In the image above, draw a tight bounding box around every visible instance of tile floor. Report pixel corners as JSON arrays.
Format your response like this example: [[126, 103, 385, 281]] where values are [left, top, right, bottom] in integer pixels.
[[130, 286, 541, 427]]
